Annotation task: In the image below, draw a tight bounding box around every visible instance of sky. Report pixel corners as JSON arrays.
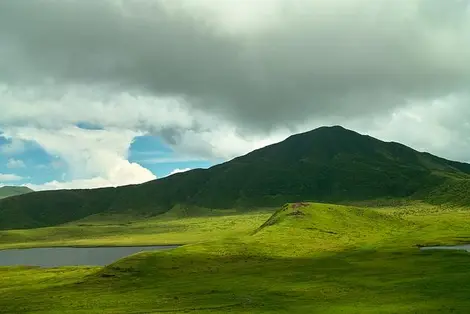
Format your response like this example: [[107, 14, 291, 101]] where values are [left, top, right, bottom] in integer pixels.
[[1, 0, 470, 190]]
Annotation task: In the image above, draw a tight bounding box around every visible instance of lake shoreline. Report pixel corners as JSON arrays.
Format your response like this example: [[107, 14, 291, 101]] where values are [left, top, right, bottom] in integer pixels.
[[0, 245, 183, 267], [420, 244, 470, 251]]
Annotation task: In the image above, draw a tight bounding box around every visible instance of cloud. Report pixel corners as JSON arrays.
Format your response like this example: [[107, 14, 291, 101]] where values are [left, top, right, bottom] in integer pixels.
[[164, 126, 291, 159], [169, 168, 192, 176], [6, 158, 25, 169], [1, 0, 470, 131], [138, 156, 207, 164], [0, 1, 470, 188], [0, 173, 22, 182], [355, 93, 470, 163], [2, 126, 156, 190]]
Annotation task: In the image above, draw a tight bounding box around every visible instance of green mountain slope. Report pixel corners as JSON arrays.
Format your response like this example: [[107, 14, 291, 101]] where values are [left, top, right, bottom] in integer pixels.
[[0, 186, 33, 200], [1, 125, 470, 230]]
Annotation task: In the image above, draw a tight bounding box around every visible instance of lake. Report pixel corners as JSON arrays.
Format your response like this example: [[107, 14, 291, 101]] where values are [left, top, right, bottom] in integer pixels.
[[420, 244, 470, 252], [0, 245, 179, 267]]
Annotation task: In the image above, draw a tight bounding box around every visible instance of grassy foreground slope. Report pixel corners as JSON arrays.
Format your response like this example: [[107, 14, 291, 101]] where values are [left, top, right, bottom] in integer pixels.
[[2, 203, 470, 313], [2, 125, 470, 230], [0, 186, 32, 199]]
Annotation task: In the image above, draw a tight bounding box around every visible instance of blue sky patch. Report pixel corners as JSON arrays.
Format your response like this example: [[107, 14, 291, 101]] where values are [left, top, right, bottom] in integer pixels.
[[0, 136, 63, 185], [129, 136, 218, 178]]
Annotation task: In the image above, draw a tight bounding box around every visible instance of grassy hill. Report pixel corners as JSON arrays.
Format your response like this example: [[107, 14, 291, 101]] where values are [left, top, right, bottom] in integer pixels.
[[2, 125, 470, 230], [0, 186, 33, 200], [3, 202, 470, 312]]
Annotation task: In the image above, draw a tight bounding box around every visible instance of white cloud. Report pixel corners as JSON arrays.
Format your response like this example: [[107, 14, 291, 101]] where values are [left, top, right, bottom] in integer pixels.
[[0, 84, 292, 161], [354, 93, 470, 163], [0, 85, 195, 131], [3, 126, 156, 190], [168, 168, 191, 176], [0, 173, 22, 182], [163, 124, 291, 160], [6, 158, 25, 169], [138, 156, 207, 164]]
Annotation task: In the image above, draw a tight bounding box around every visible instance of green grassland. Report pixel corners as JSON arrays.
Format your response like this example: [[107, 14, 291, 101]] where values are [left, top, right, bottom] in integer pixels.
[[2, 202, 470, 313], [0, 207, 274, 250]]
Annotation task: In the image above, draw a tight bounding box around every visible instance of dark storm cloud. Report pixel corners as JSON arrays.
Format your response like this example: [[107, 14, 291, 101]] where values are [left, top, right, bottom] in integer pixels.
[[1, 0, 470, 131]]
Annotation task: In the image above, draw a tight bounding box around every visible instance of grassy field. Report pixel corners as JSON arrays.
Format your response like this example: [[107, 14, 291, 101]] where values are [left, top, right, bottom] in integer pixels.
[[2, 202, 470, 313], [0, 206, 274, 250]]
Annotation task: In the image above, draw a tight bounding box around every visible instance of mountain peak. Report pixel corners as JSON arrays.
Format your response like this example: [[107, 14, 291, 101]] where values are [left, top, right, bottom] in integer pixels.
[[285, 125, 366, 144], [1, 127, 470, 229]]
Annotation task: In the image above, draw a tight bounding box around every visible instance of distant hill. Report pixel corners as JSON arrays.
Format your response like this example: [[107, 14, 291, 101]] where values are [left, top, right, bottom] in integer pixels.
[[1, 125, 470, 230], [0, 186, 33, 200]]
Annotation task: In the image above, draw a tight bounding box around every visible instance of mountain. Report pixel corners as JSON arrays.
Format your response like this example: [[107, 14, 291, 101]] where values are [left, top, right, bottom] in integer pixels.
[[0, 186, 33, 200], [1, 125, 470, 230]]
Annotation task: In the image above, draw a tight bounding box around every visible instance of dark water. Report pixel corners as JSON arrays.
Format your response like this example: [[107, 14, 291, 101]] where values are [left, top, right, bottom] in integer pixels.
[[420, 244, 470, 252], [0, 245, 179, 267]]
